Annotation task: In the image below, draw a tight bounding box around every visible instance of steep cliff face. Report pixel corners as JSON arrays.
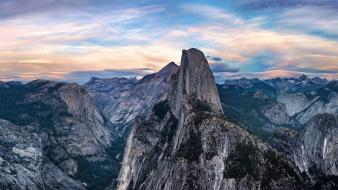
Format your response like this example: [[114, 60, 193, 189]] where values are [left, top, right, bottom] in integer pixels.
[[277, 93, 311, 116], [168, 48, 223, 115], [2, 50, 336, 189], [83, 62, 179, 186], [84, 62, 179, 138], [218, 77, 338, 189], [218, 77, 337, 139], [117, 49, 309, 190], [270, 114, 338, 189], [0, 62, 181, 190], [0, 80, 113, 190], [292, 114, 338, 188], [217, 79, 292, 139]]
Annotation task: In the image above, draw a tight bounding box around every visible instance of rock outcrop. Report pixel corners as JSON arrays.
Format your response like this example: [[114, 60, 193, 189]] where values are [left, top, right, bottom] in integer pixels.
[[1, 49, 336, 189], [0, 62, 180, 190], [116, 48, 309, 190], [168, 48, 223, 116], [0, 80, 113, 190], [293, 113, 338, 188], [84, 62, 179, 138], [83, 62, 179, 186], [219, 77, 338, 189]]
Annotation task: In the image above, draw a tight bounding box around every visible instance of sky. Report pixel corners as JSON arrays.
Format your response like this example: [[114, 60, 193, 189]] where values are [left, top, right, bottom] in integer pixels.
[[1, 0, 338, 83]]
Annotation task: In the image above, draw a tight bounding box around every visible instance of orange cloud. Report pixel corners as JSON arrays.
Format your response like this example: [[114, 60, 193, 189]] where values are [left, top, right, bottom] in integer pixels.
[[1, 4, 338, 81]]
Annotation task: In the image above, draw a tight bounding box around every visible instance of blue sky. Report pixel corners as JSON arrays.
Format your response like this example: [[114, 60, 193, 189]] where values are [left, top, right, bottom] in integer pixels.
[[0, 0, 338, 83]]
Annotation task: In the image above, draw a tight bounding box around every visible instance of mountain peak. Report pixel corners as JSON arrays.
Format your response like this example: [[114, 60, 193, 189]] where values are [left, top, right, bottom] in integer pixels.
[[170, 48, 223, 115], [299, 74, 309, 80], [181, 48, 210, 71], [167, 61, 178, 67], [0, 81, 22, 88], [156, 62, 179, 77]]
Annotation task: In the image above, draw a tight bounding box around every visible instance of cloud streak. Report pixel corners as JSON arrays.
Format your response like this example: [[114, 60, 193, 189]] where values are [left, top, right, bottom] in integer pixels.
[[0, 1, 338, 81], [207, 55, 240, 73], [236, 0, 338, 10]]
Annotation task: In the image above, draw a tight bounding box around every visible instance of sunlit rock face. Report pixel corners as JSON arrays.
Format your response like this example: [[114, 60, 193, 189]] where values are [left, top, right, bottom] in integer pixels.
[[0, 81, 112, 190], [218, 76, 338, 188], [83, 62, 179, 186], [116, 49, 309, 190], [1, 49, 337, 190], [217, 75, 333, 139], [83, 62, 179, 139], [269, 114, 338, 189], [292, 114, 338, 188], [168, 48, 223, 116], [0, 62, 180, 190]]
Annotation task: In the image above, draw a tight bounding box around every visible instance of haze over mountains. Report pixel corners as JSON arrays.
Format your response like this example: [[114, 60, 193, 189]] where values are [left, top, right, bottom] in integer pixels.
[[0, 49, 337, 190]]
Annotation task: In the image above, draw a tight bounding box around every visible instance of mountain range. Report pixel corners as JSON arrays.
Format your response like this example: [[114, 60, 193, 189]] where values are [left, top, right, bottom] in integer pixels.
[[0, 48, 337, 190]]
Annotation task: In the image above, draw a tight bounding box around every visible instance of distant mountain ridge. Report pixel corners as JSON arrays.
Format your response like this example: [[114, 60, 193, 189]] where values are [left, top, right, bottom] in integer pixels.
[[115, 49, 311, 190], [218, 75, 334, 136], [0, 50, 337, 189], [219, 75, 338, 188]]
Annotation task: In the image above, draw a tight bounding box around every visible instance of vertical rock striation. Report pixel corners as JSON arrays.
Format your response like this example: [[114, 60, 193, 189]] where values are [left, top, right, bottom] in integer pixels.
[[0, 81, 113, 190], [292, 113, 338, 188], [83, 62, 179, 186], [116, 48, 309, 190], [168, 48, 223, 116]]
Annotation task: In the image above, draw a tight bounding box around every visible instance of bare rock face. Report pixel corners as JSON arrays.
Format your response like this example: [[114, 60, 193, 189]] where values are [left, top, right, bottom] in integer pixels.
[[2, 50, 336, 189], [169, 48, 223, 116], [296, 93, 338, 124], [0, 119, 46, 190], [292, 114, 338, 188], [277, 93, 311, 116], [84, 62, 179, 137], [261, 102, 291, 125], [222, 77, 338, 188], [0, 62, 180, 190], [116, 48, 309, 190], [83, 62, 179, 186], [0, 80, 113, 190]]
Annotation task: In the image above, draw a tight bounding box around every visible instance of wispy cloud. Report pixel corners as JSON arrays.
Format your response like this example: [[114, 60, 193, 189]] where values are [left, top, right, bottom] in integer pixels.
[[0, 1, 338, 82], [174, 4, 338, 79], [0, 0, 165, 19], [210, 63, 240, 73], [236, 0, 338, 10], [0, 2, 175, 82], [206, 56, 240, 73], [276, 6, 338, 39], [183, 24, 338, 76], [180, 4, 244, 25]]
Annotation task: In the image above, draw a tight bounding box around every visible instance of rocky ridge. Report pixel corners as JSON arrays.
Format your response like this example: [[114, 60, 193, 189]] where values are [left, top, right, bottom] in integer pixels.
[[1, 49, 337, 189], [219, 77, 338, 189], [83, 62, 179, 138], [0, 80, 113, 190], [116, 48, 309, 190]]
